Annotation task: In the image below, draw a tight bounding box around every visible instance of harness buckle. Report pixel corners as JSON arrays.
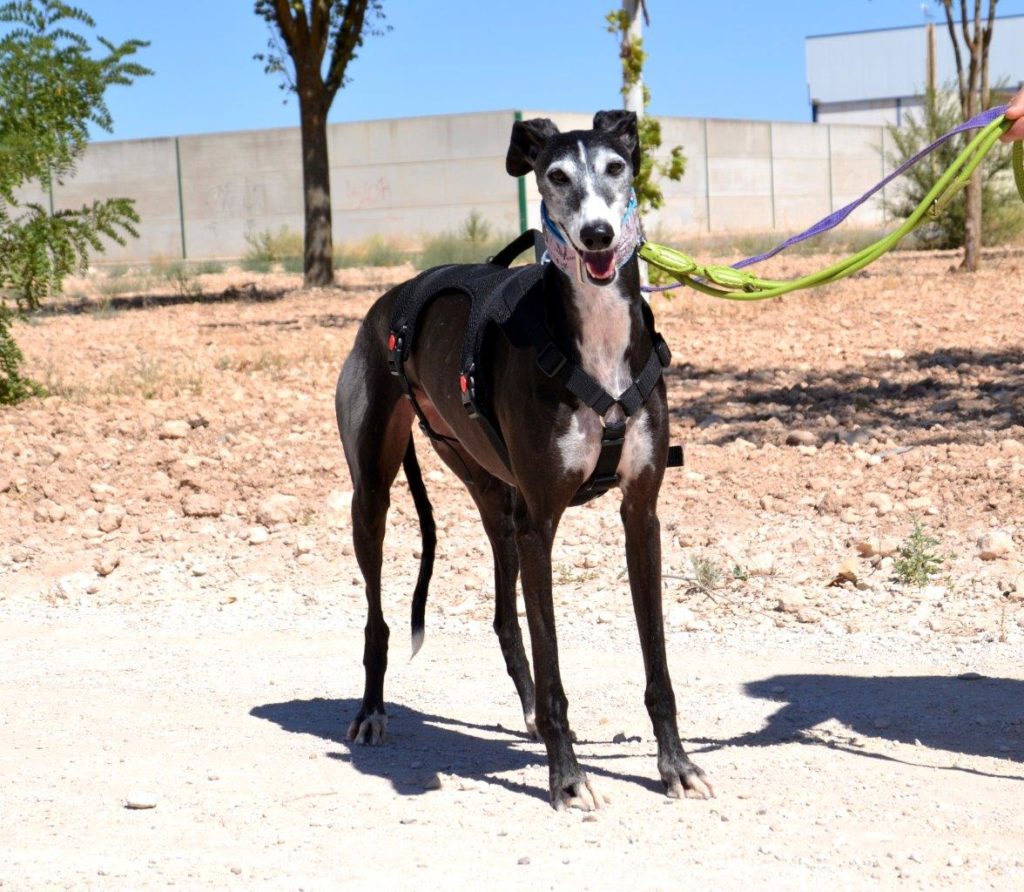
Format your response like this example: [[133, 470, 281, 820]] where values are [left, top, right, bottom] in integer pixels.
[[600, 421, 626, 449], [460, 367, 480, 419], [535, 342, 567, 378], [387, 328, 406, 377]]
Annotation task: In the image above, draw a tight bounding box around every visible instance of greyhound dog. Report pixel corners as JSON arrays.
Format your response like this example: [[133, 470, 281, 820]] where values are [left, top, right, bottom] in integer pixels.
[[335, 110, 712, 810]]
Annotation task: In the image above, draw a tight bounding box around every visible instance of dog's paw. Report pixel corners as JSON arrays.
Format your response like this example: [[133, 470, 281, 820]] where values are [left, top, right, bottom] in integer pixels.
[[660, 757, 714, 800], [346, 710, 388, 745], [551, 772, 610, 812]]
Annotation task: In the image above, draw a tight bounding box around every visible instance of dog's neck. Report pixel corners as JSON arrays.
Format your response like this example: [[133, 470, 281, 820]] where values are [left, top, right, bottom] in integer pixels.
[[549, 255, 646, 411]]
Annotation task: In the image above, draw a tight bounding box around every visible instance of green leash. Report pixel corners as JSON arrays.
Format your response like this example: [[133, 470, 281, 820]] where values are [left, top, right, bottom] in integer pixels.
[[640, 114, 1024, 301]]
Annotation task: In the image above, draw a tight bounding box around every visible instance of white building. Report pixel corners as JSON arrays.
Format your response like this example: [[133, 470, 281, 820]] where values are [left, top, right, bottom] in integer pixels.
[[806, 15, 1024, 125]]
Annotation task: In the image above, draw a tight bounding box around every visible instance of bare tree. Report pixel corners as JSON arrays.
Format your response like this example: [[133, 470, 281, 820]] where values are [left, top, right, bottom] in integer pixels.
[[255, 0, 385, 286], [939, 0, 998, 271]]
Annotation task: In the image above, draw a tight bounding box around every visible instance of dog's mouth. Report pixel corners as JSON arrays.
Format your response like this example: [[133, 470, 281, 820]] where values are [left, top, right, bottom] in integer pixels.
[[581, 250, 616, 285]]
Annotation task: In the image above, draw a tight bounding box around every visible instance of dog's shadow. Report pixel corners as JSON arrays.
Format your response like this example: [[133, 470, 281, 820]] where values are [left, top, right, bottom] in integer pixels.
[[249, 698, 663, 802], [695, 673, 1024, 779]]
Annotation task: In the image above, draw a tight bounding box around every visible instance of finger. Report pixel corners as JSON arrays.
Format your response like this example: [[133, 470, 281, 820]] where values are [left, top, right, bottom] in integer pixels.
[[1000, 117, 1024, 143]]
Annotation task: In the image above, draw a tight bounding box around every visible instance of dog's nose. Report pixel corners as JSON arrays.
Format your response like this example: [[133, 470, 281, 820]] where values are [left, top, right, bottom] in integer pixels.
[[579, 221, 614, 251]]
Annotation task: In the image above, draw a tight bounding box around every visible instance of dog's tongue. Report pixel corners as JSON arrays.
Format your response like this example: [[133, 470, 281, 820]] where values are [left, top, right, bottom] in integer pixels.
[[583, 250, 615, 281]]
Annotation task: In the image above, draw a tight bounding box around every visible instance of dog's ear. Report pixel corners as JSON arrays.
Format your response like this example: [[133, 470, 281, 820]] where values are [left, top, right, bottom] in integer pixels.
[[593, 109, 641, 175], [506, 117, 559, 176]]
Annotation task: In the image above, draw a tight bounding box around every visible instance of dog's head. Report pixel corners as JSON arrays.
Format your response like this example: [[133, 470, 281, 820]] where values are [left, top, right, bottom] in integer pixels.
[[506, 110, 640, 286]]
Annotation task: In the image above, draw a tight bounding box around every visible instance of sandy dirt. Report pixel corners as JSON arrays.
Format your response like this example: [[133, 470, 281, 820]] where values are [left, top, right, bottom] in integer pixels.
[[2, 250, 1023, 890]]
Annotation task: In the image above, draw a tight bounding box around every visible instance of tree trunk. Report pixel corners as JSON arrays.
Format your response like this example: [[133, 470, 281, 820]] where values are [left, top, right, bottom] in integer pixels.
[[297, 85, 334, 287], [962, 170, 982, 271]]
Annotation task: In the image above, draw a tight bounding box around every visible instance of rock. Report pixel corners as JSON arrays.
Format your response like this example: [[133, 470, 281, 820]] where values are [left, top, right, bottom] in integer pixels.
[[182, 492, 222, 518], [796, 607, 822, 624], [830, 556, 859, 586], [1007, 574, 1024, 603], [978, 530, 1014, 561], [776, 591, 807, 614], [864, 491, 893, 515], [98, 505, 125, 533], [667, 604, 696, 629], [33, 499, 66, 523], [191, 561, 208, 577], [839, 428, 873, 447], [294, 534, 315, 556], [247, 526, 270, 545], [819, 489, 848, 515], [0, 475, 11, 494], [94, 552, 121, 577], [747, 552, 775, 576], [855, 538, 879, 558], [878, 537, 901, 558], [785, 429, 818, 447], [158, 419, 191, 440], [323, 490, 353, 529], [90, 482, 116, 501], [123, 793, 158, 809], [257, 493, 301, 526]]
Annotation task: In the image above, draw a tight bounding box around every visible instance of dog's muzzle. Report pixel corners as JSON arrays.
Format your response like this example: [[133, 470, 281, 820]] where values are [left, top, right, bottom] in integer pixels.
[[541, 191, 643, 287]]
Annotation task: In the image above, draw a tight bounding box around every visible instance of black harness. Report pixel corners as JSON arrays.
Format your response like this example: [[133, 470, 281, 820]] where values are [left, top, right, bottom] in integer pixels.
[[387, 231, 683, 506]]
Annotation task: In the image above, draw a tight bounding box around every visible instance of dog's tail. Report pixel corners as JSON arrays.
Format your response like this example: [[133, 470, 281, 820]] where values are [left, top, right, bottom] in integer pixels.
[[404, 436, 436, 658]]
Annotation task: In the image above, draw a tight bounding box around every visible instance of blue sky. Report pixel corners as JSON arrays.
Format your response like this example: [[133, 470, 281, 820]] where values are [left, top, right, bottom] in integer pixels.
[[64, 1, 1024, 142]]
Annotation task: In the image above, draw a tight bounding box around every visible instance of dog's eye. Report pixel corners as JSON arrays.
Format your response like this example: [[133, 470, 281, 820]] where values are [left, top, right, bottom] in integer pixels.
[[547, 169, 570, 186], [606, 160, 626, 176]]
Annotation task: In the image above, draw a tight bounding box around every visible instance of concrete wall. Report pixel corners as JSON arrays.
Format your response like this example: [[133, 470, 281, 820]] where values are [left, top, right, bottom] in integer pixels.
[[37, 110, 890, 262]]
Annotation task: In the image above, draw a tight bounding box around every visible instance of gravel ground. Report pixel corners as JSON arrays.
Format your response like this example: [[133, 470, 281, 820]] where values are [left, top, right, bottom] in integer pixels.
[[1, 250, 1023, 890]]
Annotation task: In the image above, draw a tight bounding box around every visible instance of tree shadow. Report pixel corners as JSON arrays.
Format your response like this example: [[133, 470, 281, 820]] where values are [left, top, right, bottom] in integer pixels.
[[665, 345, 1024, 447], [250, 697, 664, 801], [37, 283, 291, 316], [693, 673, 1024, 780]]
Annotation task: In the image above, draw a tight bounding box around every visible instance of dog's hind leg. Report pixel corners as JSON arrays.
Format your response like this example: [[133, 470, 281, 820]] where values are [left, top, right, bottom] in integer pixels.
[[336, 326, 413, 745], [469, 475, 536, 738]]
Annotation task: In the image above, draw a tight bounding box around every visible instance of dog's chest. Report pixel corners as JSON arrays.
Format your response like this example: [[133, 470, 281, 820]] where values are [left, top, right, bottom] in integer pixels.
[[554, 282, 654, 484]]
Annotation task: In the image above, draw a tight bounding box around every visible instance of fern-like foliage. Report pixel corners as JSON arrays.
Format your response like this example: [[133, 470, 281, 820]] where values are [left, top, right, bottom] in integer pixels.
[[0, 0, 150, 402], [885, 87, 1024, 250]]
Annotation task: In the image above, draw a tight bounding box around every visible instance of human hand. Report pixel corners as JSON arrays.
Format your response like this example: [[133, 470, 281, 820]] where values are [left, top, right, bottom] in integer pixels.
[[999, 87, 1024, 142]]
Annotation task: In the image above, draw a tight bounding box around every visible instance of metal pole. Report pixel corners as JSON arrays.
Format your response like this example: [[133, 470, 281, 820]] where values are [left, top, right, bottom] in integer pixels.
[[174, 137, 187, 260], [702, 118, 711, 232], [623, 0, 644, 117], [514, 111, 528, 233]]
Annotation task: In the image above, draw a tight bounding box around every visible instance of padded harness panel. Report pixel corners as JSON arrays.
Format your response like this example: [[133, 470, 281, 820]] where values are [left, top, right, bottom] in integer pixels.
[[387, 238, 682, 505]]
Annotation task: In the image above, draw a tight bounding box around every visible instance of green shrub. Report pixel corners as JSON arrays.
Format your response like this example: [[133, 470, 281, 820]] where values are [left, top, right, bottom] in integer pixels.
[[361, 236, 407, 267], [244, 226, 303, 263], [282, 255, 304, 273], [417, 211, 514, 269], [241, 257, 273, 273], [885, 87, 1024, 249], [193, 260, 225, 275], [893, 520, 945, 587]]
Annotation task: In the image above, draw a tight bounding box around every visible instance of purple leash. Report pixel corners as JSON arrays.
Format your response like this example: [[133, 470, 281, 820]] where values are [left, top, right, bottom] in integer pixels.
[[730, 106, 1008, 269]]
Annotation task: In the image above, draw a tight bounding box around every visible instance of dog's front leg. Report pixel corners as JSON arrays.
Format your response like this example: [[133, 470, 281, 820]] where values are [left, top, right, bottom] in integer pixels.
[[621, 485, 715, 800], [514, 495, 604, 811]]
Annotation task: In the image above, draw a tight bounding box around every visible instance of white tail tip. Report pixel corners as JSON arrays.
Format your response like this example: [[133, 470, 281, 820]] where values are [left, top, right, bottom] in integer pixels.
[[410, 628, 424, 659]]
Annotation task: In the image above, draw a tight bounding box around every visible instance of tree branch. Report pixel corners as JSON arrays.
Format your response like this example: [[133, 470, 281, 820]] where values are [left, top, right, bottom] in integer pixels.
[[270, 0, 308, 57], [324, 0, 369, 103], [942, 2, 968, 114], [310, 0, 331, 67]]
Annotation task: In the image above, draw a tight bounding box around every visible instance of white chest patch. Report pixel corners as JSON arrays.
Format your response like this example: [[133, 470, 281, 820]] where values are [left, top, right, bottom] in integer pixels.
[[554, 280, 655, 486]]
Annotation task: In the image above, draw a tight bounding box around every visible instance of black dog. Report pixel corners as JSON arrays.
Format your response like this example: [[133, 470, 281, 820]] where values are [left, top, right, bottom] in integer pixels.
[[335, 110, 712, 810]]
